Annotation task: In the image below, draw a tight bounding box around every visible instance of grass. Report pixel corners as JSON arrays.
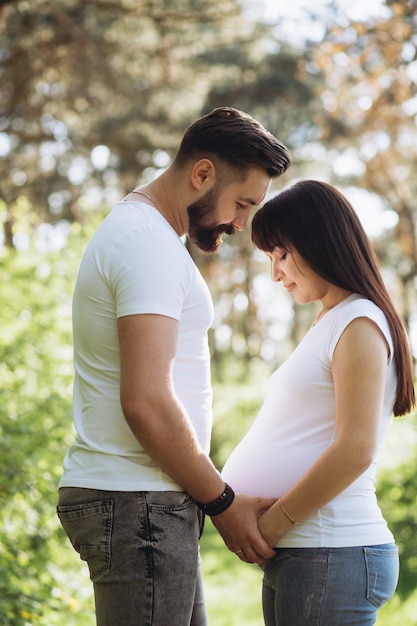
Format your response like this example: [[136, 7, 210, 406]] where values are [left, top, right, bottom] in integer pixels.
[[200, 517, 265, 626]]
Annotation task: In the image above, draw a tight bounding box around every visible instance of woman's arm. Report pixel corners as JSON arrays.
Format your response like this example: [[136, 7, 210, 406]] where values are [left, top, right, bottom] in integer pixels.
[[258, 316, 390, 545]]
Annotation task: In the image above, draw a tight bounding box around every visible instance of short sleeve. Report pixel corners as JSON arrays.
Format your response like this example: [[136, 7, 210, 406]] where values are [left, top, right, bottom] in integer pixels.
[[326, 299, 394, 364], [102, 223, 192, 320]]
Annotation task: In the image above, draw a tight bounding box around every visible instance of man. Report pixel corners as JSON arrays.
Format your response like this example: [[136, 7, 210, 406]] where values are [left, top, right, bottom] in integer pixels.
[[57, 107, 291, 626]]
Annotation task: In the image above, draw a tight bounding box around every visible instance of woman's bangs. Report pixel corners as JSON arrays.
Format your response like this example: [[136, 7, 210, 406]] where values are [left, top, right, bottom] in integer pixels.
[[252, 218, 287, 252]]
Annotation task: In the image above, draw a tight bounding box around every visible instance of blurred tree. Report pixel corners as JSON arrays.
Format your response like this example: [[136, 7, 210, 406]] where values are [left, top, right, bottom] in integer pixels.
[[1, 0, 315, 373], [201, 0, 417, 371], [192, 28, 321, 371], [0, 0, 284, 233], [310, 0, 417, 330]]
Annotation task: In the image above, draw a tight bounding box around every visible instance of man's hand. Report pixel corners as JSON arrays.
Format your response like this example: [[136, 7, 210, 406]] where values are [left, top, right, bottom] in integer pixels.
[[210, 494, 276, 567]]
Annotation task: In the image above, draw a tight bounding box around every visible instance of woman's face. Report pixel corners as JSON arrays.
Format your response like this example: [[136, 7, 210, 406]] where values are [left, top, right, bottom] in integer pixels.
[[266, 246, 331, 305]]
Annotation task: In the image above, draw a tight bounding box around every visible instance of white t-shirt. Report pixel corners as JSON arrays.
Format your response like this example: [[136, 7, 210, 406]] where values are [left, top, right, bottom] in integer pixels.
[[59, 201, 214, 491], [222, 295, 396, 547]]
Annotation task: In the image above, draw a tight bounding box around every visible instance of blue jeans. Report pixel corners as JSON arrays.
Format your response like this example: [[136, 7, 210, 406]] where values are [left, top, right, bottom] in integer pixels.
[[57, 488, 207, 626], [262, 544, 399, 626]]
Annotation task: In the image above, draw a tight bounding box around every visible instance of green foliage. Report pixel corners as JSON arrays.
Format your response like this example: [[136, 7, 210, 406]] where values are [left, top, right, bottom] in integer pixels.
[[210, 360, 270, 470], [0, 207, 100, 624], [200, 517, 264, 626], [377, 411, 417, 600], [377, 590, 417, 626]]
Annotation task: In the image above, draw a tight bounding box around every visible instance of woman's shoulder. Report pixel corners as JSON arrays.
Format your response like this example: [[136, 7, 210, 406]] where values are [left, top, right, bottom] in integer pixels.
[[340, 294, 384, 319], [336, 295, 393, 354]]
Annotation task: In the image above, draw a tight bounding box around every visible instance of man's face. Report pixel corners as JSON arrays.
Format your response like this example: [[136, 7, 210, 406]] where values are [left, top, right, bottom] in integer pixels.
[[187, 168, 271, 253], [187, 183, 230, 253]]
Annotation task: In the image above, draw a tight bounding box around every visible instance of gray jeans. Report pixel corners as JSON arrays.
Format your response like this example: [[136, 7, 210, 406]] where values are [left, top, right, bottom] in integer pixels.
[[57, 488, 207, 626]]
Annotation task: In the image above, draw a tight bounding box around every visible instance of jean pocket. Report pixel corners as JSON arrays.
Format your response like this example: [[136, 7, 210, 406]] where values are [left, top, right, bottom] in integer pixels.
[[57, 499, 113, 581], [364, 545, 399, 608], [147, 492, 194, 513]]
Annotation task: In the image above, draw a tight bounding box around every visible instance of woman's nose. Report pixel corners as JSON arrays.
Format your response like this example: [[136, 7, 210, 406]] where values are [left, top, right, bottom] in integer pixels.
[[271, 264, 282, 283]]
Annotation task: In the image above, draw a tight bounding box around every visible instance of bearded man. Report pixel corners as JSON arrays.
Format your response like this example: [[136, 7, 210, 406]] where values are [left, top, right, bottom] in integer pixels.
[[57, 107, 290, 626]]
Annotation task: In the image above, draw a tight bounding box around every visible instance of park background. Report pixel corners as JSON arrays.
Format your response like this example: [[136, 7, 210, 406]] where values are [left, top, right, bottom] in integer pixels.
[[1, 0, 417, 623]]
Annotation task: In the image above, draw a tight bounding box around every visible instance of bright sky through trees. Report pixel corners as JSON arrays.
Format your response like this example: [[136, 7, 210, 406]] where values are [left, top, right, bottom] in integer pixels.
[[244, 0, 390, 46], [250, 0, 388, 23]]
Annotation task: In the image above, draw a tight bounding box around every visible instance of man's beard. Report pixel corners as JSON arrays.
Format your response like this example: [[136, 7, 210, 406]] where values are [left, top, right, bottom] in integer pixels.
[[187, 184, 236, 253]]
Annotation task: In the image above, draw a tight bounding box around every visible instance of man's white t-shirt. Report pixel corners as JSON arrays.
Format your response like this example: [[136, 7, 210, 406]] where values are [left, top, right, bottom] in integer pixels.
[[222, 294, 396, 547], [59, 201, 214, 491]]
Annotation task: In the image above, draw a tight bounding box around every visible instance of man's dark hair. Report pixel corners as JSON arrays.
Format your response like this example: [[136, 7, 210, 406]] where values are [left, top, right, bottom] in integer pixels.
[[174, 107, 291, 178]]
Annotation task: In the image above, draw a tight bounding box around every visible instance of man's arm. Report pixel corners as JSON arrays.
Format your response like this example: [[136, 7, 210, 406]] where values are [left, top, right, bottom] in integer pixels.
[[118, 313, 275, 564]]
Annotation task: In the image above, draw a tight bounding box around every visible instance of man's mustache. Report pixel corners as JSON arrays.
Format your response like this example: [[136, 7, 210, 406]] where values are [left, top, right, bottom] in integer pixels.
[[219, 223, 236, 236]]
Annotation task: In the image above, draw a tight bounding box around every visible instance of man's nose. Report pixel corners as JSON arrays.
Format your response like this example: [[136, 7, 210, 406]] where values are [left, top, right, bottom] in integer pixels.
[[232, 212, 249, 231]]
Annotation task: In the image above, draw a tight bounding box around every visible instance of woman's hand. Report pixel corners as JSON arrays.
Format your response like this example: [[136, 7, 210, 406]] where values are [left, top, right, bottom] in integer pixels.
[[258, 500, 295, 548], [258, 507, 280, 547]]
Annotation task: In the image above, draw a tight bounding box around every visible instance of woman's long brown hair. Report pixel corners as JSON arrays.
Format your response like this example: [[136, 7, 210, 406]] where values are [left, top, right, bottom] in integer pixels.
[[252, 180, 415, 416]]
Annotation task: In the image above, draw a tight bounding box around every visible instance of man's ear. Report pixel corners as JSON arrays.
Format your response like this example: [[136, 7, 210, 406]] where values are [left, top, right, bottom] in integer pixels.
[[190, 159, 216, 191]]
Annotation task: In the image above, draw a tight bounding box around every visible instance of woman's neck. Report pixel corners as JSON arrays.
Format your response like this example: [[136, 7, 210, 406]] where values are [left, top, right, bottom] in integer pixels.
[[313, 289, 353, 325]]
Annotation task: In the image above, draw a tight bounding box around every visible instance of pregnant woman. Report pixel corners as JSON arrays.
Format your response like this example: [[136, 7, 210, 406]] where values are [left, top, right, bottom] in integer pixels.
[[222, 180, 415, 626]]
